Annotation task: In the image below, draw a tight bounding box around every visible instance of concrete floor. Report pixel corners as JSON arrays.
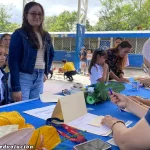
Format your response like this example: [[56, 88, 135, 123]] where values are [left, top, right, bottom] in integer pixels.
[[43, 62, 149, 94]]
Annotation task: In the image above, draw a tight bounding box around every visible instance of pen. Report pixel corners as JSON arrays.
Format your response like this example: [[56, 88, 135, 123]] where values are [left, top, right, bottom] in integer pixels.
[[109, 88, 123, 112], [109, 88, 113, 95]]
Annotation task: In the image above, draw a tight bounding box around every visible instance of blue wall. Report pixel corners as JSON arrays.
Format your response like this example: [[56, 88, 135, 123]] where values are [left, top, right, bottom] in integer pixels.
[[128, 54, 143, 68], [53, 51, 75, 62], [53, 51, 144, 68]]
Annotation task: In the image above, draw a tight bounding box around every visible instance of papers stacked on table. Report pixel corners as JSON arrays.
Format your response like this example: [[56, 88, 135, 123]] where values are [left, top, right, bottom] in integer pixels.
[[0, 125, 34, 149]]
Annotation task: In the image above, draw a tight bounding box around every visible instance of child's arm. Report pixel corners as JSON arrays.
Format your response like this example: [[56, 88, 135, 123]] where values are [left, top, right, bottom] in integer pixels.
[[97, 63, 108, 82], [109, 71, 129, 83], [109, 71, 120, 81], [129, 96, 150, 107]]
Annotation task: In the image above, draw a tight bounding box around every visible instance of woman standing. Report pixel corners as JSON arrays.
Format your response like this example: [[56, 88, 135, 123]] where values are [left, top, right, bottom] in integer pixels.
[[106, 41, 132, 82], [9, 2, 54, 101]]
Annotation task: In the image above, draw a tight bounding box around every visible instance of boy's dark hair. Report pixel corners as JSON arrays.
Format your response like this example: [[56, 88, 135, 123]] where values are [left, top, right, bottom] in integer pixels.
[[1, 34, 11, 40], [115, 37, 123, 41], [88, 48, 107, 74], [62, 59, 67, 63]]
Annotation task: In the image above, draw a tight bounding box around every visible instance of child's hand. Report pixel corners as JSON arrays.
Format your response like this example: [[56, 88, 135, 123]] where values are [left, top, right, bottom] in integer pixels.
[[103, 63, 108, 71], [43, 74, 48, 82], [119, 78, 130, 83]]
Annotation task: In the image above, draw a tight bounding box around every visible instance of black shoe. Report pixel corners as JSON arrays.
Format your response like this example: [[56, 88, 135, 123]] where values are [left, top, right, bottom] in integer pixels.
[[68, 78, 73, 82]]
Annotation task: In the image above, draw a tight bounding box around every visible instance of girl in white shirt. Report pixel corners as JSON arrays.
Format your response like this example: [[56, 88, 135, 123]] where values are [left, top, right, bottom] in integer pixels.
[[88, 49, 108, 84], [86, 49, 93, 67]]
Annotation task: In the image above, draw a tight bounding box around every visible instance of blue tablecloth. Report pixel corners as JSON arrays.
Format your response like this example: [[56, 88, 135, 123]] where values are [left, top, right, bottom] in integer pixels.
[[0, 80, 149, 150]]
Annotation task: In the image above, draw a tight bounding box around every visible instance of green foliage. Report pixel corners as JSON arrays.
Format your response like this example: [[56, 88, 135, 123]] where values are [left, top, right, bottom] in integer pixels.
[[85, 82, 125, 104], [0, 4, 20, 32], [44, 11, 93, 32], [44, 16, 57, 31], [94, 0, 150, 31], [44, 11, 77, 32], [1, 1, 150, 32]]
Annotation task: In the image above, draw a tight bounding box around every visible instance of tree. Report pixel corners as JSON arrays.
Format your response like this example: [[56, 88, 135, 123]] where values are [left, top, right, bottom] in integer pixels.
[[0, 4, 20, 32], [94, 0, 150, 31], [86, 19, 93, 31], [44, 11, 93, 32], [44, 11, 77, 32], [44, 16, 57, 31]]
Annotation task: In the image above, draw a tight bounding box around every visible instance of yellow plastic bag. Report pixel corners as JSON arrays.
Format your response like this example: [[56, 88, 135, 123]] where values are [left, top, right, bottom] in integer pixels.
[[0, 111, 34, 129], [28, 126, 61, 150], [0, 111, 61, 149]]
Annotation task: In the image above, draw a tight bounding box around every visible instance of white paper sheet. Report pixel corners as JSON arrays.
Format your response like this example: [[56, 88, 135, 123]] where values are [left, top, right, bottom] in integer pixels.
[[40, 92, 64, 103], [88, 116, 104, 127], [0, 128, 34, 149], [0, 125, 19, 138], [24, 105, 56, 120], [67, 113, 112, 136]]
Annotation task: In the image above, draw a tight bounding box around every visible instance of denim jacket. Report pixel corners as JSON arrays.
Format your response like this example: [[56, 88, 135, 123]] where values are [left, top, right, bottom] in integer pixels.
[[9, 28, 54, 92]]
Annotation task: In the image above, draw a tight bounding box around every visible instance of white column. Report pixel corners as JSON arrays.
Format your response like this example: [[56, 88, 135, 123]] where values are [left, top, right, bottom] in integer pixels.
[[98, 37, 101, 48], [110, 37, 114, 48], [23, 0, 35, 8], [77, 0, 88, 26], [22, 0, 35, 21]]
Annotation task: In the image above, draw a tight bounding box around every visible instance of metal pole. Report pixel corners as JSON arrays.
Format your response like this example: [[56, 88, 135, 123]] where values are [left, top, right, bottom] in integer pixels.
[[98, 37, 101, 48], [77, 0, 81, 24], [110, 37, 114, 48], [70, 38, 72, 51], [135, 38, 138, 54], [23, 0, 35, 8], [83, 0, 88, 25], [22, 0, 35, 21]]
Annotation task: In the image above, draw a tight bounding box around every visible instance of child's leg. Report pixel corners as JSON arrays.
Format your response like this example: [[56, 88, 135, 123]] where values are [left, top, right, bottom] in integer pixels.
[[49, 70, 53, 78], [64, 72, 70, 79], [83, 62, 86, 75], [79, 61, 82, 73]]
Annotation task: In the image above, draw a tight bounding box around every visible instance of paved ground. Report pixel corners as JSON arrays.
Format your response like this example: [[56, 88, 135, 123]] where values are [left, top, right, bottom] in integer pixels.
[[43, 62, 149, 94]]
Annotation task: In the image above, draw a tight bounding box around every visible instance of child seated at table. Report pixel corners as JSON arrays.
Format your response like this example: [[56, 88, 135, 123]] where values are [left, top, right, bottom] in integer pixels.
[[88, 49, 109, 84], [60, 59, 77, 81], [0, 45, 10, 105]]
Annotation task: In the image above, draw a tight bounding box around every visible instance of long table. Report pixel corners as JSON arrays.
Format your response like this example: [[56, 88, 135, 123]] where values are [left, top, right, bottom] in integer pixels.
[[0, 80, 150, 150]]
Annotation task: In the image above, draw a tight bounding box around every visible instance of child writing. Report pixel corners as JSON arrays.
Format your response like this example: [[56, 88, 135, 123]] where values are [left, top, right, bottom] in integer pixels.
[[88, 49, 108, 84], [0, 45, 9, 105]]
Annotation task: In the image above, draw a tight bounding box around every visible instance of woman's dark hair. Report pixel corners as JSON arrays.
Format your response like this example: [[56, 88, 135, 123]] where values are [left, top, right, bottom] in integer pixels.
[[22, 2, 46, 49], [62, 59, 67, 63], [110, 40, 132, 70], [1, 34, 11, 40], [88, 48, 107, 74]]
